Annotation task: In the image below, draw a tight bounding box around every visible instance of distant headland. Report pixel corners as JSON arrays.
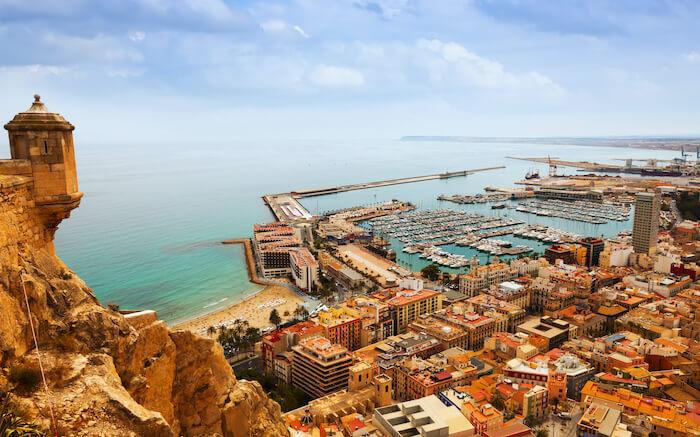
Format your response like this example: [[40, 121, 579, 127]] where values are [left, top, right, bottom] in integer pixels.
[[400, 135, 700, 151]]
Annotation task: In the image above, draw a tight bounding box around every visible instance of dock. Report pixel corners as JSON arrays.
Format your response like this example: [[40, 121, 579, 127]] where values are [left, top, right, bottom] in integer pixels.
[[506, 156, 625, 173], [264, 166, 505, 222]]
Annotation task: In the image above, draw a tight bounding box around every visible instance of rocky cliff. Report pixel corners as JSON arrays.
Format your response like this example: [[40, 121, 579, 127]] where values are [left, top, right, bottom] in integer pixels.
[[0, 176, 289, 436]]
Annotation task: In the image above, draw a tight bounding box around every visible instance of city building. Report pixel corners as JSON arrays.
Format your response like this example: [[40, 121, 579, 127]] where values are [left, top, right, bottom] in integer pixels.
[[517, 316, 574, 350], [536, 187, 603, 202], [354, 332, 443, 371], [459, 262, 516, 297], [579, 237, 605, 267], [599, 240, 634, 268], [547, 369, 567, 402], [289, 247, 320, 291], [483, 422, 535, 437], [545, 244, 579, 265], [522, 385, 548, 419], [253, 222, 301, 277], [345, 295, 394, 346], [553, 353, 596, 401], [261, 320, 324, 376], [468, 294, 527, 332], [372, 278, 443, 334], [393, 348, 479, 402], [318, 252, 366, 290], [253, 221, 319, 290], [484, 332, 539, 362], [632, 191, 660, 254], [485, 281, 532, 310], [581, 381, 700, 436], [577, 401, 623, 437], [429, 304, 500, 350], [503, 358, 549, 387], [291, 336, 353, 398], [312, 305, 363, 351], [374, 395, 476, 437]]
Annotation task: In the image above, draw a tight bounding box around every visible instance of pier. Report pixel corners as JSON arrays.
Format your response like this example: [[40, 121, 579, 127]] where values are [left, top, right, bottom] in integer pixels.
[[263, 166, 505, 222], [506, 156, 625, 172]]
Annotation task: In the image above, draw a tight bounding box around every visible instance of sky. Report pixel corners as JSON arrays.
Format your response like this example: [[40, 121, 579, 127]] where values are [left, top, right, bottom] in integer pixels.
[[0, 0, 699, 142]]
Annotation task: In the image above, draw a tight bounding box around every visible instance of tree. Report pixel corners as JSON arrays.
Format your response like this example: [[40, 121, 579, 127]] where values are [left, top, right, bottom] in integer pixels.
[[206, 326, 216, 336], [0, 391, 45, 436], [269, 309, 282, 328], [551, 397, 560, 413], [293, 305, 309, 321], [535, 430, 548, 437], [421, 264, 441, 281], [490, 392, 505, 411], [523, 414, 538, 429]]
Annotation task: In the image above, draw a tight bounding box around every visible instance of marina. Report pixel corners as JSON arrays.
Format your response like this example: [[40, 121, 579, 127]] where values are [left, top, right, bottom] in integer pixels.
[[513, 199, 630, 224], [361, 208, 594, 264], [364, 209, 524, 247]]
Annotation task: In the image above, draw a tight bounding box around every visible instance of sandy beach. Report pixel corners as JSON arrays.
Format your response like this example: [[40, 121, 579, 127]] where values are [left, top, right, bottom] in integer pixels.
[[172, 284, 307, 336]]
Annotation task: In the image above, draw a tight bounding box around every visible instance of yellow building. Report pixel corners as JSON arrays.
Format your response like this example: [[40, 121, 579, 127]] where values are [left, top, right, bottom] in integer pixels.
[[312, 305, 363, 351], [373, 283, 443, 334]]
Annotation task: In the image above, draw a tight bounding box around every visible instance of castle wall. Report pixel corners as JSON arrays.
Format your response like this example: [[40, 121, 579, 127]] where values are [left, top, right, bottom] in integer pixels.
[[0, 176, 47, 253]]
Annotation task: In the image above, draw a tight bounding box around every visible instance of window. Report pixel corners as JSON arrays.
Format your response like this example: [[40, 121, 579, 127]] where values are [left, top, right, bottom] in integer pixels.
[[43, 140, 49, 154]]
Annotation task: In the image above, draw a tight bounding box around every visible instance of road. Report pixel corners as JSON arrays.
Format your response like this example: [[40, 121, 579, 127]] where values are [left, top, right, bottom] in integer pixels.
[[541, 404, 583, 437]]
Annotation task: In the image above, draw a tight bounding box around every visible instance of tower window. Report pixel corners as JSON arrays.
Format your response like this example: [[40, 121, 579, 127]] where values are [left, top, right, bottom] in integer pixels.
[[43, 141, 48, 154]]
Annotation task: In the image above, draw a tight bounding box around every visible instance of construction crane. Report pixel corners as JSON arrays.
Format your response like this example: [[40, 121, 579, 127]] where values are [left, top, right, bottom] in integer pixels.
[[547, 155, 557, 177], [612, 158, 675, 168], [681, 146, 691, 162]]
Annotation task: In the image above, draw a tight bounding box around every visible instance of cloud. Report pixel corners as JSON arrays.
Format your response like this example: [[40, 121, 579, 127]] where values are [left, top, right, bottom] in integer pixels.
[[128, 30, 146, 42], [293, 25, 310, 39], [308, 65, 365, 87], [683, 51, 700, 63], [413, 39, 565, 95], [260, 19, 310, 39], [353, 0, 409, 20]]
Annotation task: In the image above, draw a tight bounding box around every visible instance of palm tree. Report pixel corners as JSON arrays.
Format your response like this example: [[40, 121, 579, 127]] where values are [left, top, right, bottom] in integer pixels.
[[0, 392, 45, 436], [269, 309, 282, 328], [207, 326, 216, 336]]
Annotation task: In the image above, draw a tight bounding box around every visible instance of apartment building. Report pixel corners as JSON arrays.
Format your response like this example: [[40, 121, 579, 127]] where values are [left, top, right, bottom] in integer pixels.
[[459, 262, 516, 297], [372, 279, 443, 334], [291, 336, 353, 398], [312, 305, 363, 351]]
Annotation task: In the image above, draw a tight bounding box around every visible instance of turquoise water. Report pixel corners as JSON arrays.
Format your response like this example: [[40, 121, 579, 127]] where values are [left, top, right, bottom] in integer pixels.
[[29, 139, 678, 324]]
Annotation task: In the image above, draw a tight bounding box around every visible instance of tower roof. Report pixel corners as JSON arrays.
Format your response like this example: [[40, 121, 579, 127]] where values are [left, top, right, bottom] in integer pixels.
[[4, 95, 74, 132]]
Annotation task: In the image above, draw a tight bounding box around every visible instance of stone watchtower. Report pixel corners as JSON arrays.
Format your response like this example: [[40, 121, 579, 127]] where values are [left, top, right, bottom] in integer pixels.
[[3, 95, 82, 251]]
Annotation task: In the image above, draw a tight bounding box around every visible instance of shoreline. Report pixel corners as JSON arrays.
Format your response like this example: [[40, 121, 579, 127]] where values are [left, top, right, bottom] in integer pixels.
[[171, 283, 312, 336]]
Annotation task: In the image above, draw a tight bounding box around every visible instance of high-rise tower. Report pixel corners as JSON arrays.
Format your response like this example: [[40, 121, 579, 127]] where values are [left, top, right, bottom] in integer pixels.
[[3, 95, 82, 251], [632, 191, 659, 254]]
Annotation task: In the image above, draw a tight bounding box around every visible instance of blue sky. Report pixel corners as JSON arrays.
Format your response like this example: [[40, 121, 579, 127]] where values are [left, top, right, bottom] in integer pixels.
[[1, 0, 699, 141]]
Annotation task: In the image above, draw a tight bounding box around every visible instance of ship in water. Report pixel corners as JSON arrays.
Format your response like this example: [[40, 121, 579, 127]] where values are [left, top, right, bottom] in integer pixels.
[[525, 168, 540, 180], [640, 168, 684, 177]]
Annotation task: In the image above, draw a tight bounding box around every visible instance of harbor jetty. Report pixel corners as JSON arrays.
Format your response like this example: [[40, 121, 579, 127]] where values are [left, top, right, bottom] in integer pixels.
[[263, 166, 505, 222]]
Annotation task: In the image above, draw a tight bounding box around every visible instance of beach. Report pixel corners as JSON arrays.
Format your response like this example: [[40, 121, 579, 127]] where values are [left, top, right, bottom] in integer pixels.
[[172, 284, 307, 336]]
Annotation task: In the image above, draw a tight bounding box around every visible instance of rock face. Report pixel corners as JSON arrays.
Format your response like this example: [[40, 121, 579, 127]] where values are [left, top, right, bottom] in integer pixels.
[[0, 177, 289, 436]]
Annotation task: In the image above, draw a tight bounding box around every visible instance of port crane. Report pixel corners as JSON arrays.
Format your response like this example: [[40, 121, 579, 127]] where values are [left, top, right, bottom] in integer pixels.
[[613, 158, 676, 169], [547, 155, 557, 177]]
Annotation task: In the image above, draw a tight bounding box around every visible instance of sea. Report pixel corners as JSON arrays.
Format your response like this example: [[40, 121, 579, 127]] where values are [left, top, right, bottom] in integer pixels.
[[45, 139, 679, 325]]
